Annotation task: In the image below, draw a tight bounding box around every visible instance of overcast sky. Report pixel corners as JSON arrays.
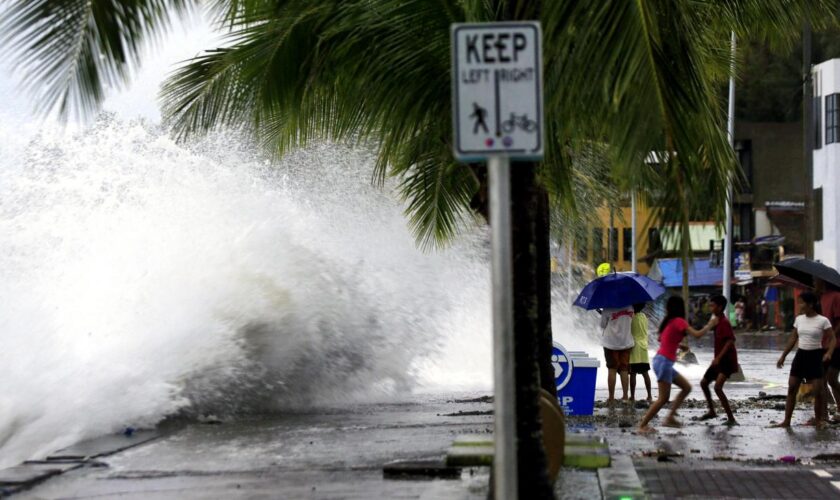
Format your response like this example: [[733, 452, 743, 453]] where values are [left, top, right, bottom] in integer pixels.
[[0, 12, 219, 126]]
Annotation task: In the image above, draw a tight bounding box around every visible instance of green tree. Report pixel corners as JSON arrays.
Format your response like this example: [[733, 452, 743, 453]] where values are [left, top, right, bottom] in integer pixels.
[[3, 1, 837, 497]]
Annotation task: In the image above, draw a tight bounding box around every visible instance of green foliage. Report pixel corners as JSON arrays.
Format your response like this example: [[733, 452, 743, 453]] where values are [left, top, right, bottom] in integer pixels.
[[0, 0, 192, 119], [3, 0, 838, 251]]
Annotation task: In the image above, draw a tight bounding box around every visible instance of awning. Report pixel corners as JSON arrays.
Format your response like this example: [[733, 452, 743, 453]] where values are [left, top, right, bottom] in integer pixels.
[[659, 224, 724, 252], [764, 201, 805, 253], [648, 257, 722, 288]]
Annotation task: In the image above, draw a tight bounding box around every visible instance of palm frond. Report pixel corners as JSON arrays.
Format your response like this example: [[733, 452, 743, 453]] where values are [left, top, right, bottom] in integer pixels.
[[0, 0, 193, 120]]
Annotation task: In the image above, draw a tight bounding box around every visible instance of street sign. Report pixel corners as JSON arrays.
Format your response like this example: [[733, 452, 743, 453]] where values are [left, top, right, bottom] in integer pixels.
[[451, 22, 543, 161]]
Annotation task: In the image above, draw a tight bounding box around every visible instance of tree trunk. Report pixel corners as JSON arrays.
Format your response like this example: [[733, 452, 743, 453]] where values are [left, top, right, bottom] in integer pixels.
[[498, 3, 553, 498], [510, 161, 554, 499], [536, 187, 557, 398]]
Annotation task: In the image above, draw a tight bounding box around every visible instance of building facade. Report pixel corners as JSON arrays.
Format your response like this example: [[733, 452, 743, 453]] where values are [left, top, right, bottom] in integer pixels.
[[813, 59, 840, 267]]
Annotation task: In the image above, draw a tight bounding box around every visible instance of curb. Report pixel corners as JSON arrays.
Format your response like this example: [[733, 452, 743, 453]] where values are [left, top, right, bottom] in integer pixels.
[[0, 430, 160, 497], [598, 454, 648, 500]]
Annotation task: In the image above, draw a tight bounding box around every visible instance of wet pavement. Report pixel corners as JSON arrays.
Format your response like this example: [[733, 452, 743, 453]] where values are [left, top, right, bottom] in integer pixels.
[[15, 344, 840, 499], [17, 398, 495, 499]]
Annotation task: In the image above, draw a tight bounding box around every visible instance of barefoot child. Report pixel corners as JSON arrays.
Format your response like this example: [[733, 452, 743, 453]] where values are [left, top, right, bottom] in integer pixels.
[[771, 291, 835, 428], [629, 303, 652, 402], [638, 296, 717, 433], [698, 295, 738, 425]]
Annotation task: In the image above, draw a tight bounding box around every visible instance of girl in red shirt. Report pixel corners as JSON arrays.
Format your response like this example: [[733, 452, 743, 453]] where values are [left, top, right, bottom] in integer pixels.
[[638, 296, 718, 433]]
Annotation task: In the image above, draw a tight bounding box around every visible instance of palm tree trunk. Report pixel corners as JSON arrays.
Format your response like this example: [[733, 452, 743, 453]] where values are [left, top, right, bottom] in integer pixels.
[[498, 3, 553, 498], [510, 161, 554, 499], [536, 188, 557, 398]]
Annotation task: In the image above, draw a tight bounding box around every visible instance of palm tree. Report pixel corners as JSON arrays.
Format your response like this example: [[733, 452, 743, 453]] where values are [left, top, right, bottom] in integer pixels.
[[3, 1, 837, 497]]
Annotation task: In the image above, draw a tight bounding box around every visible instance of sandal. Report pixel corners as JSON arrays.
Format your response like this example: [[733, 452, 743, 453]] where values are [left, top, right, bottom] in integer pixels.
[[695, 412, 717, 421]]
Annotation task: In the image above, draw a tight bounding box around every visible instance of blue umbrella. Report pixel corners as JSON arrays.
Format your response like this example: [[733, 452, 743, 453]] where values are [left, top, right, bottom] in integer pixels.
[[573, 272, 666, 310]]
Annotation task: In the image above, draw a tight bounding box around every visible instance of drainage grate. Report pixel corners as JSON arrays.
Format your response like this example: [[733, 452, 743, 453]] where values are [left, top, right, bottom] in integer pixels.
[[636, 468, 840, 498]]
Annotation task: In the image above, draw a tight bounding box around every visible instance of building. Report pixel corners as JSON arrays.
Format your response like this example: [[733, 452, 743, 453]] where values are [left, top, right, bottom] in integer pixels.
[[812, 59, 840, 267], [733, 121, 806, 253], [575, 201, 722, 275]]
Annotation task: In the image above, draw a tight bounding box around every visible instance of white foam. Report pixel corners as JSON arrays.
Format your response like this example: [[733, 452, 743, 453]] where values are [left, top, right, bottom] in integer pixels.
[[0, 115, 597, 467]]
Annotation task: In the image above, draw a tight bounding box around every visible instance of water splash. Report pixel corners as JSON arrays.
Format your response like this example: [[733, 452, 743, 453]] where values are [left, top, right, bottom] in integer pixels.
[[0, 115, 496, 466], [0, 114, 600, 467]]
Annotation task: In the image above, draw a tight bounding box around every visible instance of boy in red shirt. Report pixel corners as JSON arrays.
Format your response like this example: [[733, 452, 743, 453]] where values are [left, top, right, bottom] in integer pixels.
[[698, 295, 738, 425]]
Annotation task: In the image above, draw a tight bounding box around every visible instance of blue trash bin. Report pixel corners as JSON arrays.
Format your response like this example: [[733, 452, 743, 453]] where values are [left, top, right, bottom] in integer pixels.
[[552, 342, 600, 416]]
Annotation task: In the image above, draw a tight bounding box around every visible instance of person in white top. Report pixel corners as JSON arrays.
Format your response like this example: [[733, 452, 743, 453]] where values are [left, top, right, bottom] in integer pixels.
[[600, 306, 635, 405], [772, 291, 835, 429]]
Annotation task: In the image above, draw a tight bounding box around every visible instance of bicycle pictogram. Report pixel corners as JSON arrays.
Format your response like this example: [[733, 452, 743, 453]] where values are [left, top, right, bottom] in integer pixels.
[[501, 113, 537, 133]]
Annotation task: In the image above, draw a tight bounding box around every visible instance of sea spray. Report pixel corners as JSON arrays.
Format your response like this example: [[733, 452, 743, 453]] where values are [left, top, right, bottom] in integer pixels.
[[0, 114, 599, 467]]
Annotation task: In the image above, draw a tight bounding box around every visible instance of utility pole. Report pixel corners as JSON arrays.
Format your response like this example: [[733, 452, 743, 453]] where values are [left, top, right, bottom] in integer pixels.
[[803, 22, 814, 259], [723, 32, 736, 302], [631, 192, 637, 274]]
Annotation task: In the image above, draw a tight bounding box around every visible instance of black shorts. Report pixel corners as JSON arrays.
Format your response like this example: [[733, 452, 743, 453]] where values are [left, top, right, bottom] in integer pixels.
[[630, 362, 650, 374], [703, 362, 738, 382], [791, 349, 825, 381], [827, 348, 840, 371]]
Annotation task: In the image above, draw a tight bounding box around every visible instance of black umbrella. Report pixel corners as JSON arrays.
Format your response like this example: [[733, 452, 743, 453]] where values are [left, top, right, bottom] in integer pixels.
[[773, 257, 840, 290]]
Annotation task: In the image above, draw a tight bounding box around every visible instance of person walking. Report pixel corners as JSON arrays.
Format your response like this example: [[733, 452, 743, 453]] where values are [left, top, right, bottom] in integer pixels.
[[638, 296, 718, 433], [771, 291, 835, 429], [815, 278, 840, 422], [698, 295, 738, 425], [734, 297, 745, 329], [629, 303, 652, 403], [600, 305, 635, 405]]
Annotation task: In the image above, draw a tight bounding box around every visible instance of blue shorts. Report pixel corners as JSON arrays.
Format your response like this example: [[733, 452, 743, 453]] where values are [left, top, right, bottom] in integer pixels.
[[652, 354, 678, 384]]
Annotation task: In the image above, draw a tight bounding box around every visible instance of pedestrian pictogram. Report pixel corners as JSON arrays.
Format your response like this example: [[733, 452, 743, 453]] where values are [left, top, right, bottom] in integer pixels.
[[451, 22, 543, 161], [471, 102, 489, 134]]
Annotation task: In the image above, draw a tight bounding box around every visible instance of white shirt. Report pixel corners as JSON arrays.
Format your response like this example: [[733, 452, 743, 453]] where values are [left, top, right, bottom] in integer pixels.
[[794, 314, 832, 350], [600, 306, 635, 350]]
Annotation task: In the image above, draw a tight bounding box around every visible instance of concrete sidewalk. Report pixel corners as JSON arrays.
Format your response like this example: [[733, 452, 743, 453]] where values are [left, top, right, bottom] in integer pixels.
[[8, 388, 840, 499]]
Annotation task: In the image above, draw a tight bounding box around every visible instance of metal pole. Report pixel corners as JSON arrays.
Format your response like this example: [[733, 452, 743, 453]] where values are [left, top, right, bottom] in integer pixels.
[[803, 22, 814, 259], [631, 192, 638, 274], [488, 155, 517, 500], [723, 31, 736, 301], [567, 238, 573, 301]]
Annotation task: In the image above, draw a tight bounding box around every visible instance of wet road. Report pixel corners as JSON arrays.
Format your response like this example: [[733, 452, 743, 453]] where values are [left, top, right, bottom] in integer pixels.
[[21, 398, 494, 499], [20, 346, 840, 499]]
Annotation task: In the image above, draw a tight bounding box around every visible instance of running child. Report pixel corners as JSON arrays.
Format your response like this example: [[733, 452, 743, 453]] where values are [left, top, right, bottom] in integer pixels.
[[771, 291, 835, 428], [629, 303, 652, 402], [698, 295, 738, 425], [638, 296, 717, 433]]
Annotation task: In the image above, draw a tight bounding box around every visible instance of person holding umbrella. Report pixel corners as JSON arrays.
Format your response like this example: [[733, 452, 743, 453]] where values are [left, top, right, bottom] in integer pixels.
[[771, 291, 835, 429], [573, 272, 666, 407], [638, 296, 718, 433], [600, 304, 635, 405], [774, 258, 840, 422], [815, 278, 840, 422]]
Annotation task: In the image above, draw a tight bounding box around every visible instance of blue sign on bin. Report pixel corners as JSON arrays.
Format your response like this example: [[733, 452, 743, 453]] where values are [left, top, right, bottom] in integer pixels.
[[552, 342, 600, 416]]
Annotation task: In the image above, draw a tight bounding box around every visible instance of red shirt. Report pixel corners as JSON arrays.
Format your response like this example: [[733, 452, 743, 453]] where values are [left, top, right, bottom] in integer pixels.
[[657, 317, 688, 361], [713, 315, 737, 367], [820, 290, 840, 348]]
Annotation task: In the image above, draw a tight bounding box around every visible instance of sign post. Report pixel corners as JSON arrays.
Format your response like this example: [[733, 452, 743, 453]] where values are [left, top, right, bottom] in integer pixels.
[[452, 22, 543, 499]]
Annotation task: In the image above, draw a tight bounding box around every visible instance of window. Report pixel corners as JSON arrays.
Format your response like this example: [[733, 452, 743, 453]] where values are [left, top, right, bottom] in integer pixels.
[[815, 96, 822, 149], [648, 228, 662, 253], [592, 228, 604, 263], [815, 187, 823, 242], [623, 228, 633, 263], [735, 140, 752, 194], [609, 228, 618, 262], [826, 94, 839, 144], [576, 233, 588, 261]]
